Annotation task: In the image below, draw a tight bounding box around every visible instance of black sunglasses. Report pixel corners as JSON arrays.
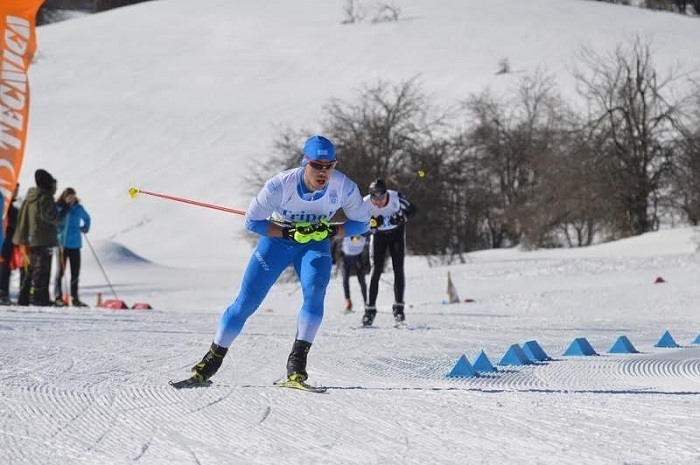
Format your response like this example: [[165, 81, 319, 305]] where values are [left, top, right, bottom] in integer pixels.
[[307, 160, 336, 171], [371, 192, 387, 200]]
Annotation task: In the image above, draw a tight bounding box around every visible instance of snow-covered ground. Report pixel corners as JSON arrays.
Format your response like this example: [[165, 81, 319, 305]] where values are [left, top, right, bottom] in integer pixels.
[[2, 1, 699, 463], [1, 228, 699, 464]]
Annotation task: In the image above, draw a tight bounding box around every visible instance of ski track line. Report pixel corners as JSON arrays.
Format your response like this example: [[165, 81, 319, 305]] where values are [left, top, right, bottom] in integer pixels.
[[618, 349, 700, 388], [10, 383, 106, 463], [260, 389, 468, 465], [0, 348, 70, 385], [316, 351, 547, 463], [110, 384, 217, 461], [440, 349, 700, 394], [249, 392, 339, 463], [480, 397, 601, 464], [154, 387, 278, 462]]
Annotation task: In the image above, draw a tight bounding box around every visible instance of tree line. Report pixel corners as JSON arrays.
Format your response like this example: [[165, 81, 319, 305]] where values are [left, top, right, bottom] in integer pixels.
[[38, 0, 147, 25], [252, 37, 700, 264], [596, 0, 700, 16]]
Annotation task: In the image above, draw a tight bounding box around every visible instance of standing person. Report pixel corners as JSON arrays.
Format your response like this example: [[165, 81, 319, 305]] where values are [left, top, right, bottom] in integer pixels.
[[179, 135, 370, 389], [54, 188, 91, 307], [13, 169, 63, 306], [362, 178, 418, 326], [0, 184, 21, 304], [0, 193, 4, 293], [338, 234, 369, 312]]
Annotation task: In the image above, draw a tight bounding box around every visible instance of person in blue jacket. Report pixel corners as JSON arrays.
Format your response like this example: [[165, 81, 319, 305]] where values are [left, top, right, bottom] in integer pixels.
[[54, 187, 91, 307], [185, 135, 370, 387]]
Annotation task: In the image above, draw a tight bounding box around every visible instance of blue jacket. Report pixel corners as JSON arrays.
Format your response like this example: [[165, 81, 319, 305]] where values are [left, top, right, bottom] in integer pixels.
[[57, 203, 91, 249]]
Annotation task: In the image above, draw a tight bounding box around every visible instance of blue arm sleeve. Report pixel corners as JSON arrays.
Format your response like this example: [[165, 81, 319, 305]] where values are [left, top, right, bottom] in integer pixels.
[[245, 219, 270, 236], [244, 175, 284, 236], [82, 207, 91, 232], [344, 219, 370, 237], [340, 181, 370, 237]]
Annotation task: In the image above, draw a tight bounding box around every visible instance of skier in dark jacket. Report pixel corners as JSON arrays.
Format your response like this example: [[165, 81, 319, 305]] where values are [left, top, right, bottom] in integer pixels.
[[13, 169, 64, 306], [333, 234, 369, 312], [362, 178, 418, 326]]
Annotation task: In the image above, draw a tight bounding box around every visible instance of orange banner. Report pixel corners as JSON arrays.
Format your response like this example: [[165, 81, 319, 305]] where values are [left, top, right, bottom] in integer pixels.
[[0, 0, 43, 221]]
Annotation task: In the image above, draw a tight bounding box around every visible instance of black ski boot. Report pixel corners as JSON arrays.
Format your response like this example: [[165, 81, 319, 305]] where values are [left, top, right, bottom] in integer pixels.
[[392, 303, 405, 323], [191, 342, 228, 382], [71, 297, 89, 307], [362, 306, 377, 326], [286, 339, 312, 382]]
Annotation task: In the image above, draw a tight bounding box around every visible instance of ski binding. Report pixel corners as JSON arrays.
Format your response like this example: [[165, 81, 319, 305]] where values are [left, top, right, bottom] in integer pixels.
[[169, 377, 212, 389], [273, 378, 327, 393]]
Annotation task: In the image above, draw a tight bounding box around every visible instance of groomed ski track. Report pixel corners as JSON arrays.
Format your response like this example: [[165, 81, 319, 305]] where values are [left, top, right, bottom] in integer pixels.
[[1, 244, 699, 464]]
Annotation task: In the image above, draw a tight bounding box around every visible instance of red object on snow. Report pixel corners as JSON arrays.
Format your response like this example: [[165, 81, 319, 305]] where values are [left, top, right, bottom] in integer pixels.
[[131, 303, 153, 310], [654, 276, 666, 284], [99, 299, 129, 309]]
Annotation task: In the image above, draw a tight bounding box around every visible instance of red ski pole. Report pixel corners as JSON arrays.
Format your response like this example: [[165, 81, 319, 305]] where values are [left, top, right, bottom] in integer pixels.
[[128, 187, 246, 216]]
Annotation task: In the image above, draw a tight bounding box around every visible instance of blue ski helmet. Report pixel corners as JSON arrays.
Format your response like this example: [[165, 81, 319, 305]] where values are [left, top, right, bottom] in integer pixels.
[[302, 135, 336, 164]]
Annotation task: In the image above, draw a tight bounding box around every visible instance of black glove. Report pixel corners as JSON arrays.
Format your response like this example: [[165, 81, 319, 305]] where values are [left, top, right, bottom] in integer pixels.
[[369, 215, 384, 230], [389, 212, 406, 226], [314, 219, 338, 239]]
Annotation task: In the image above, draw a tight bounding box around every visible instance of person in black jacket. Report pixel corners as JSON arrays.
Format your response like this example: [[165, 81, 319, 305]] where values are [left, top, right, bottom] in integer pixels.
[[361, 179, 417, 326], [362, 179, 418, 326], [332, 234, 370, 312], [13, 170, 64, 306]]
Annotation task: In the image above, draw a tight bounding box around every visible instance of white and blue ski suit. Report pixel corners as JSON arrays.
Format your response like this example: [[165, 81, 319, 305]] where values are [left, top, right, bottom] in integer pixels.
[[214, 168, 370, 347]]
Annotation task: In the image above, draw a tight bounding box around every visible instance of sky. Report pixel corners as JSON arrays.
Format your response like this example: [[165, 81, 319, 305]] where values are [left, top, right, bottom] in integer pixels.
[[1, 1, 699, 464]]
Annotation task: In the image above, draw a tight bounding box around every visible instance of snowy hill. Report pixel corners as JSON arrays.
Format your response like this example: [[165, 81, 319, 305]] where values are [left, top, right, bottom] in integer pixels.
[[25, 0, 700, 269], [2, 1, 699, 464]]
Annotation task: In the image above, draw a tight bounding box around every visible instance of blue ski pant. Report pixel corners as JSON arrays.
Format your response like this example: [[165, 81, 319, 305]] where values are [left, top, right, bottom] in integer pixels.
[[214, 236, 332, 348]]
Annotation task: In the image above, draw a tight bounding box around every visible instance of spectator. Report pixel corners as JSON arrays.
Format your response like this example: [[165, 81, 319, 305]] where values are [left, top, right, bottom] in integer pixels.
[[0, 184, 22, 304], [13, 169, 63, 306], [54, 187, 91, 307]]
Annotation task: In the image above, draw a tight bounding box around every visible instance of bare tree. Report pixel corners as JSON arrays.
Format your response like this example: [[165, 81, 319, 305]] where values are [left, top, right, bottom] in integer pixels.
[[671, 87, 700, 225], [322, 78, 431, 191], [496, 57, 511, 75], [341, 0, 363, 24], [371, 2, 401, 23], [573, 36, 691, 238], [464, 92, 520, 247], [463, 71, 568, 248], [671, 140, 700, 224], [342, 0, 401, 24]]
